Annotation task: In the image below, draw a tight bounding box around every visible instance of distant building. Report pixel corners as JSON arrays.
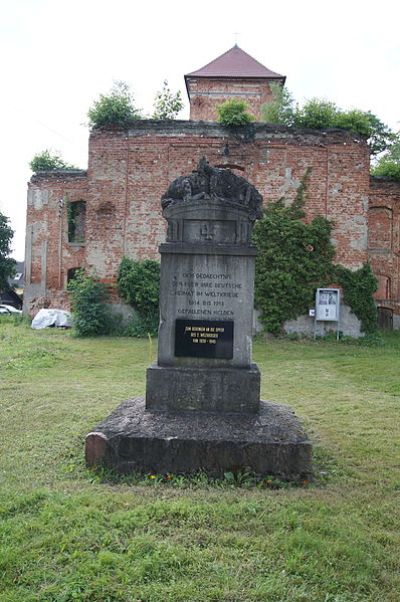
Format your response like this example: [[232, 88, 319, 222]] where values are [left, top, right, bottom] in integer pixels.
[[24, 46, 400, 330]]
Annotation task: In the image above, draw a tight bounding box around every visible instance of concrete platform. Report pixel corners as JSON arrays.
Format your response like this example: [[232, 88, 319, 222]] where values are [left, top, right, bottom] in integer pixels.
[[85, 397, 312, 480]]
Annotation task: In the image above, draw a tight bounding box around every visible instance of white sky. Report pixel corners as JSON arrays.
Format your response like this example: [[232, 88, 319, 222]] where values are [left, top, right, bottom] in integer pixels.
[[1, 0, 399, 260]]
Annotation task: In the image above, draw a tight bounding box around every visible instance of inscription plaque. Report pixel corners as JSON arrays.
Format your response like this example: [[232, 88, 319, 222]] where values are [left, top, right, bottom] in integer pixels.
[[175, 319, 234, 359]]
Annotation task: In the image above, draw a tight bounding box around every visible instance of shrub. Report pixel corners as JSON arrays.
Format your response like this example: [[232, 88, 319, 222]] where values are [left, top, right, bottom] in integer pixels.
[[88, 81, 141, 128], [217, 99, 254, 126], [117, 258, 160, 336], [67, 270, 111, 336], [294, 99, 338, 129], [30, 150, 77, 172]]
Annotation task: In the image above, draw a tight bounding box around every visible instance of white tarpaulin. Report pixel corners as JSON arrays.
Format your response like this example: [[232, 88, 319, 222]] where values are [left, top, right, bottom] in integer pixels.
[[31, 309, 72, 329]]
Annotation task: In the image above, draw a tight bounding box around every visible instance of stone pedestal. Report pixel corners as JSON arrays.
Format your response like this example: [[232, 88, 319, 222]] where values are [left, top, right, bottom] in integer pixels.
[[85, 161, 312, 479], [146, 363, 260, 413], [86, 397, 312, 480]]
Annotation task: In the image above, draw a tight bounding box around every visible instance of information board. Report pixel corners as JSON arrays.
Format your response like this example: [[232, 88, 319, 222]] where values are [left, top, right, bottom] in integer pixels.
[[316, 288, 340, 322], [175, 319, 234, 359]]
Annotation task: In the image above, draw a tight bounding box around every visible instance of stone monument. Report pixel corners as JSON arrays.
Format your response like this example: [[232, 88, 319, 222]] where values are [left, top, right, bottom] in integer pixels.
[[85, 159, 312, 479]]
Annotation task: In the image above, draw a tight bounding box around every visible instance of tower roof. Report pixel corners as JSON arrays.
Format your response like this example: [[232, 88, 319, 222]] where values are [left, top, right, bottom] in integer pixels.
[[185, 45, 285, 80]]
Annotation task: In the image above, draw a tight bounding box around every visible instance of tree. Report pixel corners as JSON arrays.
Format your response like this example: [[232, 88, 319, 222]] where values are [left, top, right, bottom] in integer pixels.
[[87, 81, 141, 128], [217, 99, 254, 126], [30, 150, 77, 172], [372, 135, 400, 180], [152, 80, 184, 120], [0, 212, 16, 290]]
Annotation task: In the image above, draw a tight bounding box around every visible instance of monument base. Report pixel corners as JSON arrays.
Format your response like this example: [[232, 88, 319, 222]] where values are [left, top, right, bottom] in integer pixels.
[[146, 363, 260, 413], [85, 397, 312, 480]]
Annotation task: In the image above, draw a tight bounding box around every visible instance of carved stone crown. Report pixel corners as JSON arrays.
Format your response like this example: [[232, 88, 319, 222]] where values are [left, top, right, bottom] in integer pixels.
[[161, 158, 263, 222], [161, 160, 263, 246]]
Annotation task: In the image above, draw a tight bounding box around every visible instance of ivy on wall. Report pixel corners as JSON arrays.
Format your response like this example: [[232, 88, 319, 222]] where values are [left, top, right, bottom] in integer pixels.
[[114, 174, 377, 338], [253, 171, 378, 335]]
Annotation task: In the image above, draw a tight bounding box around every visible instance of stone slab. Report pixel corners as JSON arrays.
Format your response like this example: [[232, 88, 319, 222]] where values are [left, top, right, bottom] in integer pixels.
[[146, 363, 260, 413], [157, 250, 256, 368], [85, 397, 312, 480]]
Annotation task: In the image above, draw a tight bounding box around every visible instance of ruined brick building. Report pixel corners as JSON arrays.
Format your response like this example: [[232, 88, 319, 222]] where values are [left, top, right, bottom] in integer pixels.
[[25, 45, 400, 329]]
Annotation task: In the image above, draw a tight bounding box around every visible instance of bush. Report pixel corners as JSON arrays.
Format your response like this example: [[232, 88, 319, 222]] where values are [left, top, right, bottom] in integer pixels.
[[88, 81, 141, 128], [30, 150, 77, 172], [294, 99, 338, 129], [117, 258, 160, 336], [67, 270, 111, 336], [217, 99, 254, 126]]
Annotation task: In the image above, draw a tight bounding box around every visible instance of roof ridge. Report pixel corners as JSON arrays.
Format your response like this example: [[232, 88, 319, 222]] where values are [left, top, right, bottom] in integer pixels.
[[185, 45, 285, 80]]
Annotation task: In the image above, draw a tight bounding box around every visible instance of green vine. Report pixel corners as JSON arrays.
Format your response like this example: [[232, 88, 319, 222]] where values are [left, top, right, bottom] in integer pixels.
[[334, 264, 378, 334], [253, 170, 378, 335]]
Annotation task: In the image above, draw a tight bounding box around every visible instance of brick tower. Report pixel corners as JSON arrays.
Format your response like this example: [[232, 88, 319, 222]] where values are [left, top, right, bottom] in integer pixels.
[[185, 45, 286, 121]]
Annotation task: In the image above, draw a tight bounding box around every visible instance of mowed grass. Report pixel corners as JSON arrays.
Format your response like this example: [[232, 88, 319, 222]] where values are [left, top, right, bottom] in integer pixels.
[[1, 319, 400, 601]]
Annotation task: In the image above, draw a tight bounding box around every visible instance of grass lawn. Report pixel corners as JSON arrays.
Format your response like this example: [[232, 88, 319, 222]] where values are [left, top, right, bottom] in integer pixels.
[[1, 319, 400, 601]]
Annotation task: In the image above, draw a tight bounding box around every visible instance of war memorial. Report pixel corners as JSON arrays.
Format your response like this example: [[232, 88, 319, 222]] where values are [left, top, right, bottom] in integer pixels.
[[85, 160, 312, 479]]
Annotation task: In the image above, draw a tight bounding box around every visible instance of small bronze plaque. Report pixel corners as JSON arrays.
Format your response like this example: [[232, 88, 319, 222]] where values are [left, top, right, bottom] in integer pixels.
[[175, 319, 234, 359]]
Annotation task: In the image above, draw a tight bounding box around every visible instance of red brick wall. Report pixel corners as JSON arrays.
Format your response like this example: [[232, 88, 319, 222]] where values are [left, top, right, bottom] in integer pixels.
[[25, 172, 88, 314], [368, 177, 400, 317], [25, 122, 370, 313], [186, 77, 277, 121]]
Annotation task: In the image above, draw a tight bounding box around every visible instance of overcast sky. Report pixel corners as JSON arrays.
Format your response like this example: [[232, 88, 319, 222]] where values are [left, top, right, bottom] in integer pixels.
[[1, 0, 399, 260]]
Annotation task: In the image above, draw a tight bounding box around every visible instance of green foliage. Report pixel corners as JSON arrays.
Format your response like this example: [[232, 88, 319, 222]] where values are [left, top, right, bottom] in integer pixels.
[[294, 98, 338, 129], [117, 257, 160, 336], [363, 112, 398, 157], [261, 90, 395, 156], [261, 82, 295, 126], [30, 149, 77, 172], [335, 263, 378, 334], [87, 81, 141, 128], [253, 172, 378, 335], [253, 171, 336, 335], [372, 136, 400, 180], [217, 99, 255, 126], [372, 159, 400, 180], [67, 270, 111, 336], [0, 212, 15, 290], [152, 79, 184, 119]]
